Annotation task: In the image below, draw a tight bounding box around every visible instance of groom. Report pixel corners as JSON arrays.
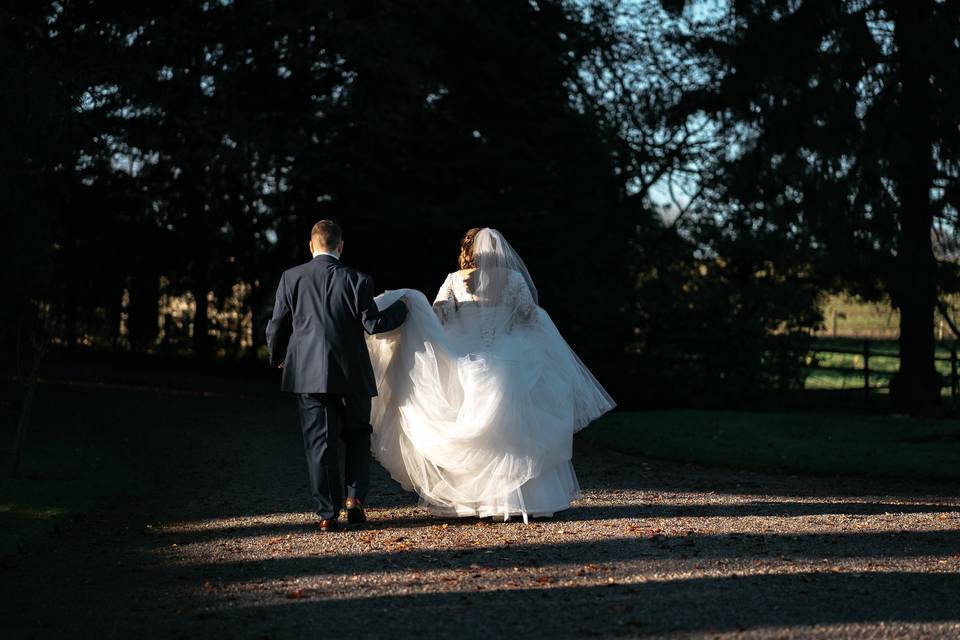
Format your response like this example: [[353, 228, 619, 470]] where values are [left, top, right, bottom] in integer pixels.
[[266, 220, 407, 532]]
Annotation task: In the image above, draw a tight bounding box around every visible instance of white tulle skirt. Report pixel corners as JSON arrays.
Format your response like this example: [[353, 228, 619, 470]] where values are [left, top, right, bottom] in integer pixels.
[[366, 289, 615, 522]]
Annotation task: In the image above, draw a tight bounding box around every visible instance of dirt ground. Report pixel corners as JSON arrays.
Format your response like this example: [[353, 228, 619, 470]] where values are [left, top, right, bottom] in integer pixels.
[[2, 388, 960, 639]]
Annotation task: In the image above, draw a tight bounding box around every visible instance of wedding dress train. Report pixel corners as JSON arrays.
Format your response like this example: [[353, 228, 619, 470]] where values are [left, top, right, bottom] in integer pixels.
[[366, 231, 614, 522]]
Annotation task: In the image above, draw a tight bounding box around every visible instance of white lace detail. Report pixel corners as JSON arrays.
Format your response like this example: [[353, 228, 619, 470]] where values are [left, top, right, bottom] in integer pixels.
[[432, 270, 537, 342], [502, 271, 536, 333], [431, 273, 457, 326]]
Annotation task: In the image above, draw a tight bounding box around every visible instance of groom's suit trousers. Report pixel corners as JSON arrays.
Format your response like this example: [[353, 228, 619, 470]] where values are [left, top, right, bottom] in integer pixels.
[[297, 393, 372, 520]]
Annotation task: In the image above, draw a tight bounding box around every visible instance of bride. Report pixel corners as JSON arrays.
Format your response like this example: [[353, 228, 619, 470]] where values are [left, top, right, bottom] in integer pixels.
[[366, 228, 615, 522]]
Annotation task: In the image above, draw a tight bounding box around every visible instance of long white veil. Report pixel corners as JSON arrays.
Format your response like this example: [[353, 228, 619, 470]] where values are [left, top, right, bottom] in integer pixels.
[[471, 227, 538, 306], [468, 228, 540, 342]]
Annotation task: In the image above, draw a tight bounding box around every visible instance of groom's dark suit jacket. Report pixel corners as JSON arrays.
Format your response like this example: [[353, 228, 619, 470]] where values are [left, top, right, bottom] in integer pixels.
[[266, 254, 407, 395]]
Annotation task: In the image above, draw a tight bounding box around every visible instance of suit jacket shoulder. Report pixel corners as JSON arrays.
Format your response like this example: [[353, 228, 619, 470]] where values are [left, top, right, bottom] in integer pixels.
[[282, 257, 362, 284], [339, 262, 370, 283], [280, 259, 315, 283], [340, 265, 377, 298]]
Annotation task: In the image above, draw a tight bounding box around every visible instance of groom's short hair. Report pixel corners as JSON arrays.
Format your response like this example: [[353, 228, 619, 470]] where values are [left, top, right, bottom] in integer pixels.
[[311, 220, 342, 250]]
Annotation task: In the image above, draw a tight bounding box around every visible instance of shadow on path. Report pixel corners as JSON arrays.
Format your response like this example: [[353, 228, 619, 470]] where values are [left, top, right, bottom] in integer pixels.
[[129, 571, 960, 638], [153, 528, 960, 582], [4, 385, 960, 639]]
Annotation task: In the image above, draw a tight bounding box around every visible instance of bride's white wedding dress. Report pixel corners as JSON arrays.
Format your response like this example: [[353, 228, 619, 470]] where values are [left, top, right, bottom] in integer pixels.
[[365, 229, 615, 522]]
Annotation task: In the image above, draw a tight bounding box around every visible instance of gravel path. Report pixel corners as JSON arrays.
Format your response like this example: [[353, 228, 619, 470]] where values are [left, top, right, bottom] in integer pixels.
[[3, 389, 960, 639]]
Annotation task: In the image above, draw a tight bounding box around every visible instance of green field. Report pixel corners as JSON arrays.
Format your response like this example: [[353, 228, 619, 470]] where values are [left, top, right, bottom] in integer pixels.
[[580, 410, 960, 482], [818, 293, 960, 340], [807, 293, 959, 393], [819, 294, 900, 338]]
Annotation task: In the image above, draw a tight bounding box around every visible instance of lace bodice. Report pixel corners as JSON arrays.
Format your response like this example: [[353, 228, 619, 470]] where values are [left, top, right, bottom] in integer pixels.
[[432, 269, 537, 330]]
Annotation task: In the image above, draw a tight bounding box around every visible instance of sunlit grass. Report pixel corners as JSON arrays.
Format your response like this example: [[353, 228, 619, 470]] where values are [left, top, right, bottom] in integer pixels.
[[803, 337, 958, 395], [818, 293, 960, 341]]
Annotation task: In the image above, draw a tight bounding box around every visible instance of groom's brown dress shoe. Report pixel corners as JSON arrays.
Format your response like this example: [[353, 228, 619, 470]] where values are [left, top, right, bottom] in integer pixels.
[[345, 498, 367, 524], [319, 518, 341, 532]]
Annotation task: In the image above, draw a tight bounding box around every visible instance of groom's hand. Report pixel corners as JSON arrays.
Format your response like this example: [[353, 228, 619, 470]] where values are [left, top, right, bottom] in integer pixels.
[[277, 363, 284, 369]]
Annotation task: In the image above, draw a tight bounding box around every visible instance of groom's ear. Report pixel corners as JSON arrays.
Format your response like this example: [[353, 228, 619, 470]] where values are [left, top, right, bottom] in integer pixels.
[[337, 240, 344, 255], [308, 240, 315, 256]]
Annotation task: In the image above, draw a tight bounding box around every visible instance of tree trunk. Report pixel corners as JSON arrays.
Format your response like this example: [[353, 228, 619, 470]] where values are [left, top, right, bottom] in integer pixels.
[[128, 268, 160, 353], [10, 376, 37, 477], [888, 0, 942, 415], [105, 275, 124, 350], [192, 285, 211, 358], [10, 322, 48, 477], [247, 280, 268, 361]]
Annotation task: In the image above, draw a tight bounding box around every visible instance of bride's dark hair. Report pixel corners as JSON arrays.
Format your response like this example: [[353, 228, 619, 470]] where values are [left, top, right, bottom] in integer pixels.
[[458, 228, 482, 270]]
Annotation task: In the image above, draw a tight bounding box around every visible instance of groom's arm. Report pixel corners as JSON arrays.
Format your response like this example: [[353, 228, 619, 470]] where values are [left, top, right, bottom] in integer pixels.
[[265, 273, 293, 367], [358, 274, 407, 335]]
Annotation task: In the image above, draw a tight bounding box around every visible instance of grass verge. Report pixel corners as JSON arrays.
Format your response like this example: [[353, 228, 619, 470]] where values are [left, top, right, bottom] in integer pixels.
[[579, 410, 960, 483]]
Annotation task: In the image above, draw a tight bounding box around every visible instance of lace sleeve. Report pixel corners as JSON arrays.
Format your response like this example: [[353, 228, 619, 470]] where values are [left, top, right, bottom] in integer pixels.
[[506, 272, 537, 330], [432, 273, 456, 325]]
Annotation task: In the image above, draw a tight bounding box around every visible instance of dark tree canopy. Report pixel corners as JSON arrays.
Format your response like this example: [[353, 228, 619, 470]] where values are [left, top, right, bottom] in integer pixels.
[[658, 0, 960, 414], [6, 0, 957, 414], [3, 0, 634, 388]]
